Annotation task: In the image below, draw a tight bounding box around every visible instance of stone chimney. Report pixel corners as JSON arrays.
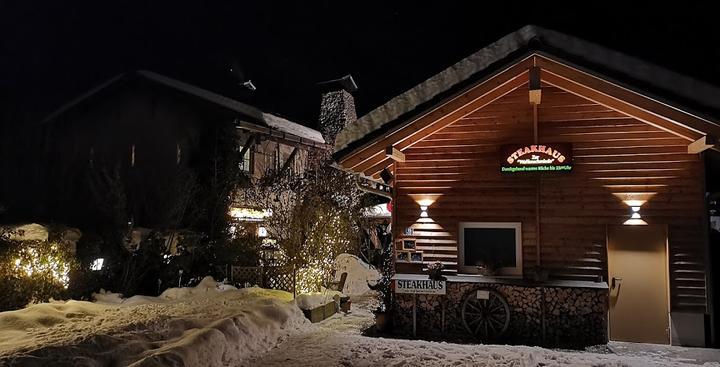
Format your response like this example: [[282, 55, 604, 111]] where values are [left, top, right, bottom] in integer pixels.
[[317, 75, 358, 147]]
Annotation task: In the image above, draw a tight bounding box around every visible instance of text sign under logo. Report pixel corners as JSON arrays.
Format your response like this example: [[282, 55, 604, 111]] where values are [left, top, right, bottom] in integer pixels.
[[501, 143, 573, 173], [395, 279, 447, 295]]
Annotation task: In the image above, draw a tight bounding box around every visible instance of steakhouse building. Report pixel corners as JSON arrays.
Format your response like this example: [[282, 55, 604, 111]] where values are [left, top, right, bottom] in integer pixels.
[[335, 26, 720, 347]]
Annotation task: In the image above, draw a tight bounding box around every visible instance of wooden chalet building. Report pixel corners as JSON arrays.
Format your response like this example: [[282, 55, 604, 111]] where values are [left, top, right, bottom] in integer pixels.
[[335, 26, 720, 347], [39, 70, 328, 232]]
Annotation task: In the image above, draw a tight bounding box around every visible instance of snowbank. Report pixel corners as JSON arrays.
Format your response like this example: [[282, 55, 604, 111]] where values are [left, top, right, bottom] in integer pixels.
[[295, 288, 344, 310], [92, 276, 239, 305], [334, 253, 380, 295], [0, 277, 308, 366]]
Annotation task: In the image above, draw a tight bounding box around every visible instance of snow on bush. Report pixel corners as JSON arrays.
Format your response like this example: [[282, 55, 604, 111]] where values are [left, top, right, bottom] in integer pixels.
[[0, 277, 308, 366], [333, 253, 380, 295]]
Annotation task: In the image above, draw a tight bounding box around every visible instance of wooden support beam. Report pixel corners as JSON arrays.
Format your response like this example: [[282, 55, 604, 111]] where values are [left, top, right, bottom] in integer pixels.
[[529, 66, 542, 105], [279, 147, 299, 175], [239, 135, 255, 158], [355, 178, 393, 199], [385, 145, 406, 162], [688, 135, 716, 154]]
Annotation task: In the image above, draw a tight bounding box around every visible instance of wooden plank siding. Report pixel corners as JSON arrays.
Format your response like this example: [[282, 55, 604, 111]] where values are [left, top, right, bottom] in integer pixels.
[[393, 84, 706, 313]]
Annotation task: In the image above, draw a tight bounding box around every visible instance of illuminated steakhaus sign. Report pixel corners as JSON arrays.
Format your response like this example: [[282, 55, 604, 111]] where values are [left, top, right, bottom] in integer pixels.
[[501, 143, 573, 172], [395, 279, 446, 295]]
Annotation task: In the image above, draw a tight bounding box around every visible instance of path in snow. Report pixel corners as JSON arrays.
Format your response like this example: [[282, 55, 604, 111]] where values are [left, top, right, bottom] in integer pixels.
[[247, 295, 720, 367]]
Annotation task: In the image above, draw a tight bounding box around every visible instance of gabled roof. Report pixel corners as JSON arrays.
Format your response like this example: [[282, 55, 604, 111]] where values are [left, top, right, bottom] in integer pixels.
[[335, 25, 720, 161], [43, 70, 326, 145]]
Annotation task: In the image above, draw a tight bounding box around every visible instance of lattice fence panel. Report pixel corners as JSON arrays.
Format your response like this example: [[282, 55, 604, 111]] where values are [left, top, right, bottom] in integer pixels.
[[231, 266, 262, 287], [264, 265, 295, 294]]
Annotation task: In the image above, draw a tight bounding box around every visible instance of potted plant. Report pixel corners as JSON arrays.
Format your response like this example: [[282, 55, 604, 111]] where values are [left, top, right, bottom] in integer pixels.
[[427, 261, 446, 281]]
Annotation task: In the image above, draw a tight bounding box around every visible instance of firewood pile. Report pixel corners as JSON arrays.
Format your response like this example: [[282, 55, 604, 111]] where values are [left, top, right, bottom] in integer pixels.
[[392, 282, 608, 348]]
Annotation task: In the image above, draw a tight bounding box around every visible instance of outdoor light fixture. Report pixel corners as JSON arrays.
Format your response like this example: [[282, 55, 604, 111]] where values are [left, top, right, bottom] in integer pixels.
[[229, 207, 272, 222], [90, 258, 105, 271], [258, 226, 268, 237], [420, 205, 428, 218], [623, 205, 648, 226]]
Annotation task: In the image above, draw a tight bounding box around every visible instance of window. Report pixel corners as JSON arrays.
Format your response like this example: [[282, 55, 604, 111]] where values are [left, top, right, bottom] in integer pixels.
[[239, 146, 254, 173], [458, 222, 522, 276], [130, 144, 135, 167]]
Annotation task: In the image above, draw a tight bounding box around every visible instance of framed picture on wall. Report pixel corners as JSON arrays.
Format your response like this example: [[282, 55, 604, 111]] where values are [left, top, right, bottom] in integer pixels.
[[402, 239, 417, 250], [410, 252, 424, 263], [403, 227, 414, 236], [396, 251, 409, 262]]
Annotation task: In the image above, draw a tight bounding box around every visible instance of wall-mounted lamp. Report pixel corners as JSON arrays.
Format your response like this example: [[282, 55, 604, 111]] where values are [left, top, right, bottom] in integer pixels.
[[623, 205, 648, 226], [420, 206, 428, 218]]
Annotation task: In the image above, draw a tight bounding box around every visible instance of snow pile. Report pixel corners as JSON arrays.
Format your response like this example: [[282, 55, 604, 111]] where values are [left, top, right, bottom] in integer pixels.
[[92, 276, 238, 305], [334, 253, 380, 295], [295, 289, 344, 310], [0, 277, 308, 366]]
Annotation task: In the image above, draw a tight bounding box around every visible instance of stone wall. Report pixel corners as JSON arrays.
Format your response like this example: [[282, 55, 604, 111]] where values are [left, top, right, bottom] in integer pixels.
[[392, 282, 608, 348]]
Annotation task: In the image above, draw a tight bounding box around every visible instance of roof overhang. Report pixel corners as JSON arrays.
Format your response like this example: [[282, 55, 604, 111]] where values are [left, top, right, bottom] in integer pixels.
[[336, 53, 720, 179]]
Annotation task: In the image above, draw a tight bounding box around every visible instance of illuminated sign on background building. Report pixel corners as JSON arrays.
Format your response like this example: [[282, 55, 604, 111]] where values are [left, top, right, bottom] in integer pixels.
[[500, 143, 573, 172], [229, 207, 273, 222]]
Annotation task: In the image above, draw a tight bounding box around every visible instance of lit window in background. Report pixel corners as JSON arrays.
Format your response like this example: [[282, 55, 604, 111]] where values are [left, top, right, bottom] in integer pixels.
[[229, 207, 272, 222], [258, 226, 268, 237], [90, 258, 105, 271]]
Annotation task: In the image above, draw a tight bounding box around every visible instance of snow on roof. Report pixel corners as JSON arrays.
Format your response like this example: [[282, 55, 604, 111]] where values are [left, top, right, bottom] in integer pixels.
[[335, 25, 720, 153], [262, 112, 325, 144], [43, 70, 325, 144]]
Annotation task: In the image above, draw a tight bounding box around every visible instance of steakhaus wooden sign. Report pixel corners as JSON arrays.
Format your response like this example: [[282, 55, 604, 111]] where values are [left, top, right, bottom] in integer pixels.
[[501, 143, 573, 172], [395, 279, 447, 295]]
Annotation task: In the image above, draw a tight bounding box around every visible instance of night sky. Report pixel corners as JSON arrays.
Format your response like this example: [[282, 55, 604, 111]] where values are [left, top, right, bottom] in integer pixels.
[[2, 2, 719, 129]]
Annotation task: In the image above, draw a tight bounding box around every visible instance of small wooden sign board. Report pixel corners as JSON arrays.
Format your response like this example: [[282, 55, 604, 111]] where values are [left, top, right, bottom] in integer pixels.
[[395, 279, 446, 295]]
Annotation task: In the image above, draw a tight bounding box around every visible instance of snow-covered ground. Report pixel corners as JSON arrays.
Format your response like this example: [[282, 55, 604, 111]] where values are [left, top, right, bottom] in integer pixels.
[[247, 296, 720, 367], [1, 276, 719, 366], [0, 277, 308, 366]]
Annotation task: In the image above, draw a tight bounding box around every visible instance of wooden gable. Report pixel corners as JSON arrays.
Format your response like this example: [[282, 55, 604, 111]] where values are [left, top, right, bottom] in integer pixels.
[[338, 54, 720, 179]]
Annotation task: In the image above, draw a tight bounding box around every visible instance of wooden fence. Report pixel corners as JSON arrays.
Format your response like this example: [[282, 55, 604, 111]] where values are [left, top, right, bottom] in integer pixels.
[[231, 265, 296, 294]]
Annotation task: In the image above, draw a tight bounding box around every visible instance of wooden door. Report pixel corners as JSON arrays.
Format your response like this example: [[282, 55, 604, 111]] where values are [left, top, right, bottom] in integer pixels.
[[607, 225, 669, 344]]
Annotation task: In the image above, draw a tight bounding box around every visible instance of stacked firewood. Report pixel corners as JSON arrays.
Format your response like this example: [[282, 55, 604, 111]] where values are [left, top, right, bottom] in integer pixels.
[[392, 282, 608, 347]]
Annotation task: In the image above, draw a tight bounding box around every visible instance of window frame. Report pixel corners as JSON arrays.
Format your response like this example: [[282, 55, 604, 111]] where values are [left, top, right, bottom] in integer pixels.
[[239, 145, 254, 174], [458, 222, 523, 276]]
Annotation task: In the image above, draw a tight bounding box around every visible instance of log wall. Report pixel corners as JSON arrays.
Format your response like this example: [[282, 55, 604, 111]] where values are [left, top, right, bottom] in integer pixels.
[[393, 84, 707, 312]]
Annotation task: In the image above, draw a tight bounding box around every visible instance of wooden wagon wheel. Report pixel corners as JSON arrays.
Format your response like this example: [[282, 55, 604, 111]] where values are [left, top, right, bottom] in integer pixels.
[[461, 289, 510, 340]]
